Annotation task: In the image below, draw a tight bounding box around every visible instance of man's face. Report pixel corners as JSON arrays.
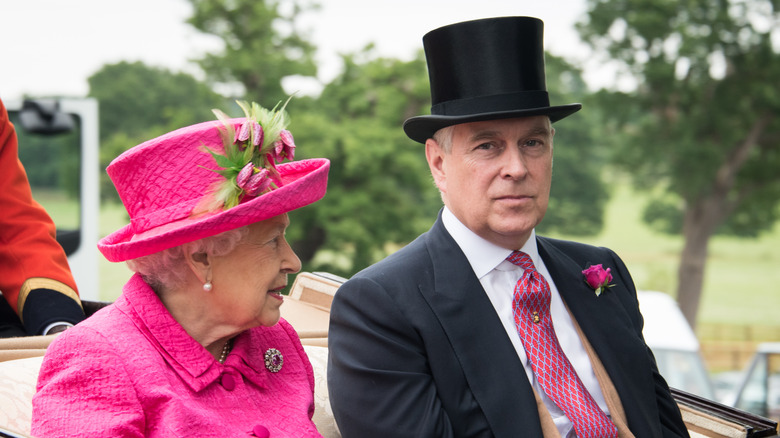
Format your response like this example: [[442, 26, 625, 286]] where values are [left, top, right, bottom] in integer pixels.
[[425, 116, 554, 250]]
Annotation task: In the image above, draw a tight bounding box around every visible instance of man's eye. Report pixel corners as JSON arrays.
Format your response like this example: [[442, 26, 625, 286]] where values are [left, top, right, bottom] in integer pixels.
[[475, 142, 493, 150]]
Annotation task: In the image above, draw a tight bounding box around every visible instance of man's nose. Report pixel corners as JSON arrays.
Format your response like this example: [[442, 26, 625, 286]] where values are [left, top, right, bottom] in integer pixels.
[[501, 147, 528, 180]]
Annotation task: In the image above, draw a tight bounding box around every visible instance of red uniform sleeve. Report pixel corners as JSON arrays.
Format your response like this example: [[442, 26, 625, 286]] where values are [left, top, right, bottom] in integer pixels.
[[0, 98, 82, 327]]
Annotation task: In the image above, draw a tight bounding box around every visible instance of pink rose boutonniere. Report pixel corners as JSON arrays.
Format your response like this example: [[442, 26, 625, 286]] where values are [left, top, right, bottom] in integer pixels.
[[582, 264, 614, 297]]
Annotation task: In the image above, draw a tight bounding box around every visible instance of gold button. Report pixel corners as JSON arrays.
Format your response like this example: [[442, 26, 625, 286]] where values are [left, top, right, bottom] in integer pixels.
[[532, 312, 540, 323]]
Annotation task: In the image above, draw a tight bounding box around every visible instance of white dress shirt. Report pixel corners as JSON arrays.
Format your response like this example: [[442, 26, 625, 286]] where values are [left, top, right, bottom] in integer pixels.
[[441, 207, 612, 437]]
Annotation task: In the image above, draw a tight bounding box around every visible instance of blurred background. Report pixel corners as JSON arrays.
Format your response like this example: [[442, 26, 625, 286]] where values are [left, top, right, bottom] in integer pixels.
[[2, 0, 779, 419]]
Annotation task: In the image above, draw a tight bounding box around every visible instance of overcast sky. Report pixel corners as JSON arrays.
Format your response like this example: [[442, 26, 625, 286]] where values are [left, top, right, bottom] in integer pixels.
[[0, 0, 600, 101]]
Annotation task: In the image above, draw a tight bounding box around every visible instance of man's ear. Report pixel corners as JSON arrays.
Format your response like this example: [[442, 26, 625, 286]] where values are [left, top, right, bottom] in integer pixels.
[[184, 249, 211, 285], [425, 138, 447, 193]]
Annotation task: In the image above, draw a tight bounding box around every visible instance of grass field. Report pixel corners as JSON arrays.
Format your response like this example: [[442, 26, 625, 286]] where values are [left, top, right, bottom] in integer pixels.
[[97, 203, 134, 302], [94, 184, 780, 329], [547, 183, 780, 328]]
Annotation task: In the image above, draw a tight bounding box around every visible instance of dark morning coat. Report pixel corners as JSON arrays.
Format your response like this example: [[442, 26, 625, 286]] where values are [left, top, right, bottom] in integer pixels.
[[327, 214, 689, 437]]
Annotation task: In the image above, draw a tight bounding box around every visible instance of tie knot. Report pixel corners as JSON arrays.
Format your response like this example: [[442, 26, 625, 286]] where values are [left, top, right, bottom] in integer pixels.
[[507, 251, 536, 271]]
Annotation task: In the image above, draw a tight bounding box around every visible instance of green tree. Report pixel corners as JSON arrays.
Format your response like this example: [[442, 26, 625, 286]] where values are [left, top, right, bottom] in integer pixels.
[[287, 49, 440, 277], [537, 55, 610, 237], [89, 61, 227, 141], [88, 61, 227, 201], [286, 48, 609, 277], [13, 115, 80, 198], [186, 0, 319, 104], [578, 0, 780, 327]]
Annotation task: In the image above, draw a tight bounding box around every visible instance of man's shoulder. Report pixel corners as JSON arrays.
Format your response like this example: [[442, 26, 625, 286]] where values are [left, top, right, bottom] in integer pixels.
[[536, 235, 634, 283], [537, 235, 612, 257], [354, 231, 432, 278]]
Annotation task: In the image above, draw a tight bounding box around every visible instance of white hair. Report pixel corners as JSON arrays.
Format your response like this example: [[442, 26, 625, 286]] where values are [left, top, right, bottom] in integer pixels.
[[432, 125, 455, 153], [126, 227, 248, 292]]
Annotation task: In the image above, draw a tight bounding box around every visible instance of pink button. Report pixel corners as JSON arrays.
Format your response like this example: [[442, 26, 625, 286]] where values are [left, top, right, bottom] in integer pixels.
[[252, 424, 270, 437], [221, 373, 236, 391]]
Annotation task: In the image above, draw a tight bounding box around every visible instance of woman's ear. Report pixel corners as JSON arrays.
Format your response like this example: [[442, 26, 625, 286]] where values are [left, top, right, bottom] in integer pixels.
[[184, 249, 211, 285]]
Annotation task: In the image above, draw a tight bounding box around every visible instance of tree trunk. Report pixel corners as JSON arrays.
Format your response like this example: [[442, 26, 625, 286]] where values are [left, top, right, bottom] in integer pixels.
[[677, 199, 720, 330], [676, 114, 770, 329]]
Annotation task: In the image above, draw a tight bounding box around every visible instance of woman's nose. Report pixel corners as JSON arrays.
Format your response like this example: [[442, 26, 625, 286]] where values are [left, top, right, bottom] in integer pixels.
[[281, 239, 302, 274]]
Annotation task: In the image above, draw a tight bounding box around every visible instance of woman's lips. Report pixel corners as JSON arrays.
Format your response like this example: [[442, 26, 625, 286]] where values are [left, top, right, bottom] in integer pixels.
[[268, 286, 285, 301]]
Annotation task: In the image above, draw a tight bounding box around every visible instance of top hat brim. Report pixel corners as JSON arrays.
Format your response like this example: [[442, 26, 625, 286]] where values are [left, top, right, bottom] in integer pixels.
[[403, 103, 582, 144]]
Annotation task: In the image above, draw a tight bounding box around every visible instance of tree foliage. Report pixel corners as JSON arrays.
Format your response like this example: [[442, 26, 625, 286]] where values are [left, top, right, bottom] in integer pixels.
[[13, 115, 80, 198], [537, 55, 610, 237], [287, 49, 611, 277], [578, 0, 780, 326], [286, 50, 441, 277], [186, 0, 319, 104], [88, 61, 227, 201], [88, 61, 227, 142], [85, 1, 614, 280]]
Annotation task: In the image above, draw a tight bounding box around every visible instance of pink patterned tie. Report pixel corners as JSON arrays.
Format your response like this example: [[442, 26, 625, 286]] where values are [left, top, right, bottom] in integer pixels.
[[507, 251, 618, 438]]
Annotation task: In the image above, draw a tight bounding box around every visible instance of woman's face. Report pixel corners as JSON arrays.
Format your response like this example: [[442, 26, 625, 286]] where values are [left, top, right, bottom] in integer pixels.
[[209, 214, 301, 329]]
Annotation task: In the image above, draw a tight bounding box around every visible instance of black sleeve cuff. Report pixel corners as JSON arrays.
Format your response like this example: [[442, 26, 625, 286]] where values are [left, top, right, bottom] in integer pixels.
[[21, 288, 86, 336]]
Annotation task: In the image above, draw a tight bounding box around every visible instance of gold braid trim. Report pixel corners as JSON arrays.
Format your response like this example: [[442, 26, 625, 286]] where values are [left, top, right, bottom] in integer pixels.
[[17, 278, 82, 322]]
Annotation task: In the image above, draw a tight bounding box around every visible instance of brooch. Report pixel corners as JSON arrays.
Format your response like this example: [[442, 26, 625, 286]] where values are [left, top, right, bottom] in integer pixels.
[[264, 348, 283, 373]]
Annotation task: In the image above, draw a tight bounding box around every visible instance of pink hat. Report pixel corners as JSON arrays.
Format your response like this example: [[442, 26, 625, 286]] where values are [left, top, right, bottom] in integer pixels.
[[98, 101, 330, 262]]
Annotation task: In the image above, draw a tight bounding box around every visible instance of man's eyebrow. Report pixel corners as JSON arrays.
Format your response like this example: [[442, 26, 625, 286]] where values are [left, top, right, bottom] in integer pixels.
[[468, 130, 501, 142], [527, 125, 553, 137], [467, 125, 552, 142]]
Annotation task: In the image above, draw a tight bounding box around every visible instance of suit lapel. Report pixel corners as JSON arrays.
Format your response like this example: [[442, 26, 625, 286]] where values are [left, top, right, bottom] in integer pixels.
[[413, 218, 663, 436], [537, 237, 661, 436], [536, 238, 631, 356], [420, 218, 544, 437]]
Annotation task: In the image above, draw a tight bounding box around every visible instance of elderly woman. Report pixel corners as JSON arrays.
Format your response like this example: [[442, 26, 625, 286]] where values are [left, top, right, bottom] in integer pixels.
[[31, 101, 330, 437]]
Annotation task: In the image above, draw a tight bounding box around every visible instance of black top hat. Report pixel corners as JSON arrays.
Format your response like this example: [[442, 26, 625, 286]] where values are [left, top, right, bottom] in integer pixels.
[[403, 16, 582, 144]]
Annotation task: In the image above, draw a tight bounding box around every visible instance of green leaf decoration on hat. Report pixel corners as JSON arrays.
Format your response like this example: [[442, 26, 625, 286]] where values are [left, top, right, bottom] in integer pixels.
[[197, 98, 296, 212]]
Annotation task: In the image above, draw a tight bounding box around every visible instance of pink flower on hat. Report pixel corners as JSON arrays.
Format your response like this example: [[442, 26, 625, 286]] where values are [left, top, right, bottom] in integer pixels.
[[271, 129, 295, 163], [236, 163, 272, 197], [234, 120, 264, 147], [236, 162, 255, 187], [252, 122, 264, 146], [199, 98, 300, 210], [235, 121, 250, 143], [243, 169, 272, 197]]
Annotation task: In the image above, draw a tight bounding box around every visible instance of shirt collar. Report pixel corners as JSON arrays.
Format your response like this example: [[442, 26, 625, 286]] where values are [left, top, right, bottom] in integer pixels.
[[441, 206, 540, 278]]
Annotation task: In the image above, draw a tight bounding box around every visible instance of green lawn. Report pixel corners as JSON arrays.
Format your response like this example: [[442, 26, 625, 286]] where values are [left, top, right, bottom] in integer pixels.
[[547, 184, 780, 328], [95, 185, 780, 328], [98, 203, 134, 302]]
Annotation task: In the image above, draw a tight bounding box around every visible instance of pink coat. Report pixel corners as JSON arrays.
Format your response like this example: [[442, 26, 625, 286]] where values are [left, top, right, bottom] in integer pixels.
[[32, 274, 322, 437]]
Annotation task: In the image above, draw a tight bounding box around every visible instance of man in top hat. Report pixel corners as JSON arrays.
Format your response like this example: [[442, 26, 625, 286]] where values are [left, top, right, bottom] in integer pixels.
[[327, 17, 689, 437]]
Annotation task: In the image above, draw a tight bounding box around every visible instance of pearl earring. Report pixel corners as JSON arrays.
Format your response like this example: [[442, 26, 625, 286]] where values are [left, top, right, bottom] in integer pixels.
[[203, 281, 213, 292]]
